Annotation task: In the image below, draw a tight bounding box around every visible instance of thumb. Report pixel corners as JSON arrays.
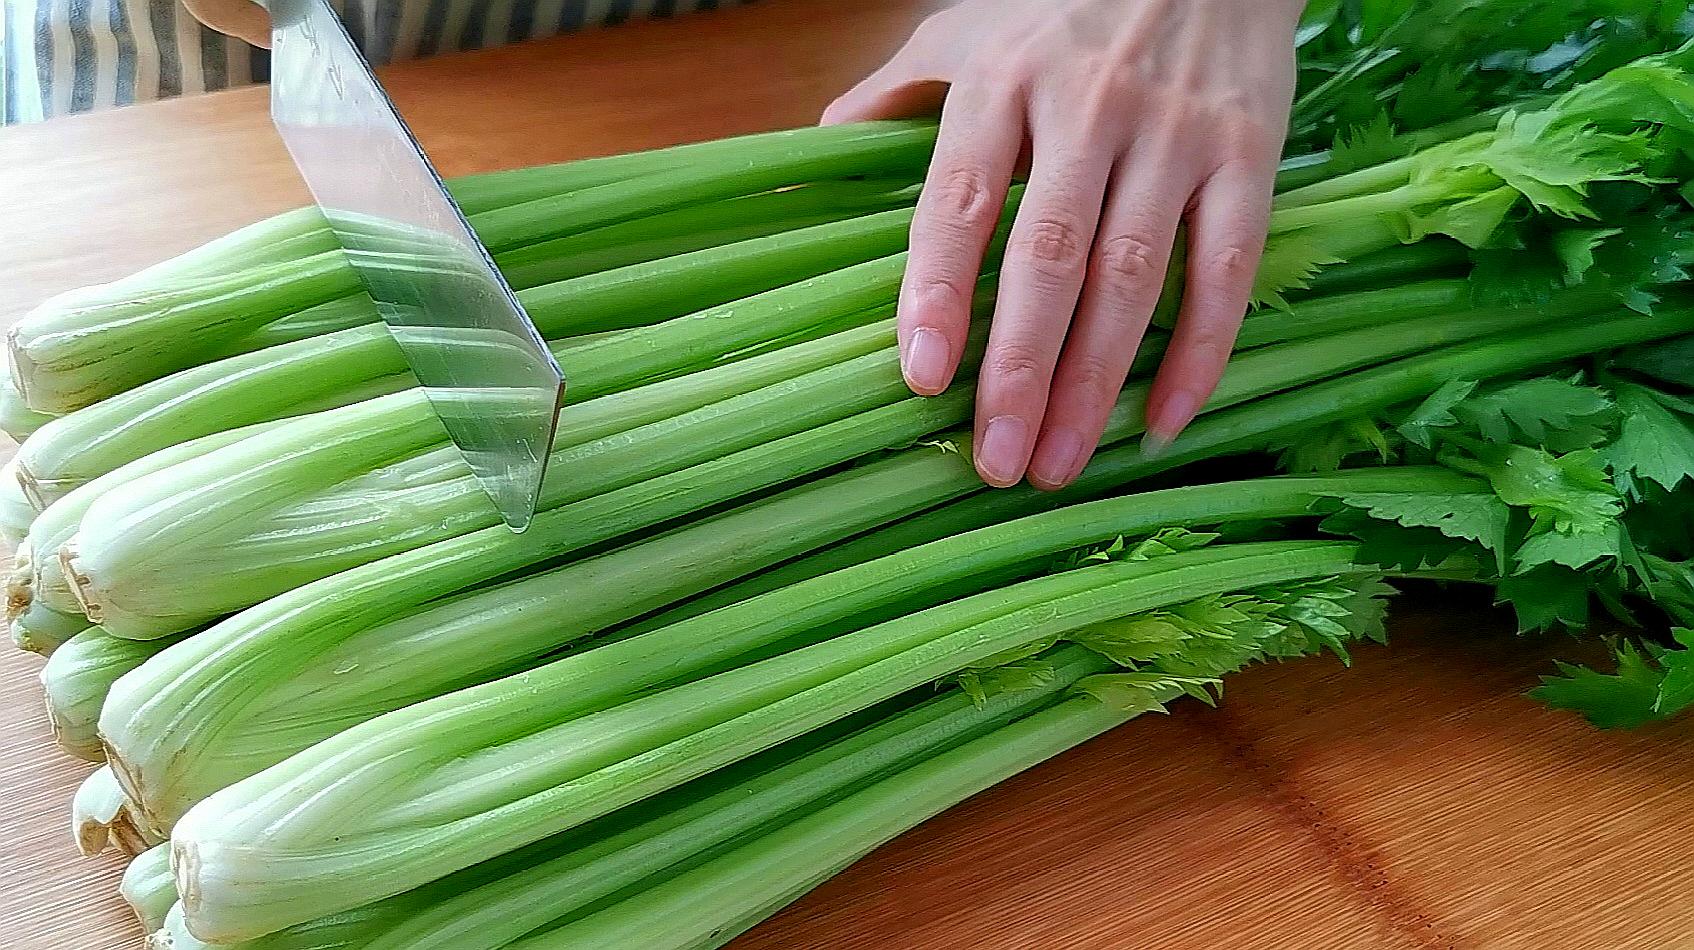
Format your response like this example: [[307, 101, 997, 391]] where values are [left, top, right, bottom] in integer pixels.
[[822, 72, 950, 125]]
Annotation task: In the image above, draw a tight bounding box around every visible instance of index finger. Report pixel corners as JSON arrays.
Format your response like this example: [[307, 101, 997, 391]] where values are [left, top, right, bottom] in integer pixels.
[[897, 85, 1025, 397]]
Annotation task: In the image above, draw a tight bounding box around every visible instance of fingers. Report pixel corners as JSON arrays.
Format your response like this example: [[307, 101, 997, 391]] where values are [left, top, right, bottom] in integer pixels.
[[1026, 155, 1189, 490], [896, 86, 1025, 398], [1144, 154, 1278, 450], [972, 136, 1114, 488]]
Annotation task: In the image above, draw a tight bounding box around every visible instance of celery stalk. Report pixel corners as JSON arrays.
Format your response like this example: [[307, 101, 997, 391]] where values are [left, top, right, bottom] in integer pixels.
[[40, 627, 182, 761], [14, 199, 935, 505], [101, 465, 1462, 828], [9, 599, 89, 656], [0, 460, 34, 546], [68, 294, 1587, 639], [169, 543, 1365, 940], [101, 389, 979, 824], [187, 178, 921, 359], [637, 306, 1694, 624], [16, 421, 288, 616], [70, 330, 957, 638], [72, 765, 161, 857], [9, 121, 939, 413], [121, 844, 177, 935], [156, 647, 1112, 950]]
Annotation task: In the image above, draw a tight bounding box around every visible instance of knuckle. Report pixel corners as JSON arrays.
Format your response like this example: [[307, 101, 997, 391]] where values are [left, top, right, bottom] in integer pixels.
[[1062, 350, 1127, 407], [1212, 104, 1281, 157], [926, 165, 997, 224], [998, 46, 1046, 82], [1202, 243, 1258, 287], [1012, 217, 1090, 277], [986, 340, 1051, 386], [1181, 323, 1242, 364], [905, 273, 974, 314], [1095, 233, 1165, 286]]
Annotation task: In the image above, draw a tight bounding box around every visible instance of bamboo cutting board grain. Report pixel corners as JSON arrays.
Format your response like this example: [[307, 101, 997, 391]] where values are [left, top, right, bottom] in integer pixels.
[[1, 2, 1692, 947]]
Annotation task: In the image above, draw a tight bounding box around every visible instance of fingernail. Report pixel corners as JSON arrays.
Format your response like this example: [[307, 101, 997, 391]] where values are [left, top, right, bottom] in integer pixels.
[[976, 415, 1032, 487], [1139, 431, 1173, 460], [1145, 390, 1200, 451], [903, 328, 954, 395], [1029, 427, 1086, 489]]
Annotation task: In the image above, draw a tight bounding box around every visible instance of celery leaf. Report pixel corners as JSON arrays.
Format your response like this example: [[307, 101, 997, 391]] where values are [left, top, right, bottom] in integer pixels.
[[1515, 524, 1625, 572], [1327, 112, 1403, 174], [1320, 508, 1485, 573], [1473, 445, 1622, 535], [1497, 565, 1594, 632], [1609, 382, 1694, 496], [1275, 415, 1395, 473], [1397, 380, 1479, 449], [1531, 642, 1667, 728], [1453, 377, 1616, 452], [956, 659, 1060, 706], [1253, 231, 1346, 309], [1075, 673, 1216, 715], [1330, 490, 1512, 572], [1654, 628, 1694, 717]]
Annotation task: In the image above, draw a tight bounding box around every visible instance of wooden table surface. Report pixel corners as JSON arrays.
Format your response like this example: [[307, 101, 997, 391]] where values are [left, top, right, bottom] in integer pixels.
[[2, 2, 1691, 948]]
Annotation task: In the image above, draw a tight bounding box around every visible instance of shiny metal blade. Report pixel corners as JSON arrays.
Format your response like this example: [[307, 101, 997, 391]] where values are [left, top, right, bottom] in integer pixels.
[[269, 0, 564, 532]]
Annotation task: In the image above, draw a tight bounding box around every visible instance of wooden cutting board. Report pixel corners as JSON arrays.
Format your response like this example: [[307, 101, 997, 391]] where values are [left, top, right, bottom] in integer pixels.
[[1, 2, 1690, 947]]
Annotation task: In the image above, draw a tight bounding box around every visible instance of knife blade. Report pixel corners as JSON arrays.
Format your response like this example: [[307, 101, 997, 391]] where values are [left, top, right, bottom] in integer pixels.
[[268, 0, 565, 532]]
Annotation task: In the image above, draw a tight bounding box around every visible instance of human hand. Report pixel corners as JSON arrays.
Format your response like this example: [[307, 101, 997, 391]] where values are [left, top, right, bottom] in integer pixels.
[[824, 0, 1305, 489]]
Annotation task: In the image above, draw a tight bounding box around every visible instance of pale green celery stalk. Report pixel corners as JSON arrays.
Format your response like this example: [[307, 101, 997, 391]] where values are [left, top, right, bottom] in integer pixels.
[[446, 121, 938, 214], [65, 248, 1000, 638], [100, 299, 1593, 822], [466, 123, 936, 256], [41, 627, 182, 762], [490, 179, 921, 292], [1274, 109, 1507, 194], [71, 333, 952, 639], [520, 693, 1138, 950], [129, 468, 1459, 827], [10, 251, 366, 413], [170, 542, 1365, 940], [7, 149, 868, 427], [116, 207, 341, 284], [18, 422, 288, 616], [647, 304, 1694, 624], [102, 391, 976, 826], [73, 764, 161, 857], [203, 179, 921, 358], [155, 647, 1111, 950], [514, 201, 939, 339], [12, 330, 410, 508], [573, 555, 1397, 949], [122, 844, 177, 935], [105, 436, 990, 825], [9, 600, 89, 656], [0, 362, 54, 442], [74, 274, 1473, 640], [13, 199, 946, 506], [79, 170, 643, 356], [10, 121, 938, 413], [0, 460, 33, 546]]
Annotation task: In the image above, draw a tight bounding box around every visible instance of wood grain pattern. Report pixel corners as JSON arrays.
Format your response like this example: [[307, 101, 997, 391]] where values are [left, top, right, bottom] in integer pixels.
[[1, 2, 1690, 948]]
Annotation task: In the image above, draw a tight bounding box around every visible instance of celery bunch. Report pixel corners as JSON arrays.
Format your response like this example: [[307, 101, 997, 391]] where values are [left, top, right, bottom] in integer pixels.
[[6, 40, 1694, 950]]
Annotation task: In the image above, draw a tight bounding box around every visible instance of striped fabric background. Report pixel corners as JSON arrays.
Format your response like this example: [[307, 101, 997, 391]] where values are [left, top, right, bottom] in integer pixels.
[[3, 0, 747, 123]]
